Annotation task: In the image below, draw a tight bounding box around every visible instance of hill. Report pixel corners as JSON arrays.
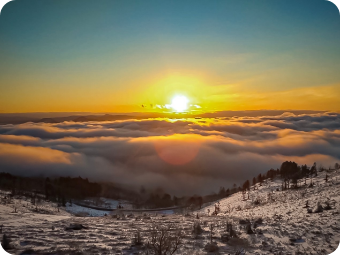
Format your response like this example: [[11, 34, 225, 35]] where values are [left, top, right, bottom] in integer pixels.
[[1, 167, 339, 254]]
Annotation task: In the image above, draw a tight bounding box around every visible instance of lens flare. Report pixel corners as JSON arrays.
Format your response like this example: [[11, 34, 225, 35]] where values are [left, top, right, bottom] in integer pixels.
[[154, 134, 201, 165]]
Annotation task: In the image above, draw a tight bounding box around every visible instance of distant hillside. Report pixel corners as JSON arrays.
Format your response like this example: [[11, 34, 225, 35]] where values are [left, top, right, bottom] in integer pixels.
[[0, 110, 326, 124], [71, 114, 140, 122], [0, 114, 143, 124], [34, 114, 143, 123]]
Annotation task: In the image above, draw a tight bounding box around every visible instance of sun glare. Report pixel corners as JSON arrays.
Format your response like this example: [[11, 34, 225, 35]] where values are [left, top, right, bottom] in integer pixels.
[[171, 95, 189, 112]]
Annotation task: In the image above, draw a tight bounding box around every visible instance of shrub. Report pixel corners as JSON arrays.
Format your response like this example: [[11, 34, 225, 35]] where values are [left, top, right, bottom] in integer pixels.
[[234, 248, 245, 255], [235, 205, 242, 211], [253, 197, 261, 205], [2, 234, 10, 251], [74, 212, 89, 217], [246, 223, 254, 234], [228, 238, 250, 249], [313, 202, 323, 213], [324, 201, 332, 210], [145, 223, 183, 255], [254, 218, 263, 225], [192, 221, 203, 238], [226, 221, 237, 238], [221, 233, 229, 242], [133, 230, 143, 245], [204, 242, 219, 252]]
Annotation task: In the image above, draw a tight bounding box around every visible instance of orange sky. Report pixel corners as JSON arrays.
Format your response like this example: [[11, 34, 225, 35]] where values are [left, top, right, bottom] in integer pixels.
[[1, 0, 340, 113]]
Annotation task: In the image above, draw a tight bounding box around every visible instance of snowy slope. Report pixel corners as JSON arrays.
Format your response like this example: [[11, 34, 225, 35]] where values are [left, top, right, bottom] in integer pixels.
[[196, 169, 340, 254], [1, 169, 339, 254]]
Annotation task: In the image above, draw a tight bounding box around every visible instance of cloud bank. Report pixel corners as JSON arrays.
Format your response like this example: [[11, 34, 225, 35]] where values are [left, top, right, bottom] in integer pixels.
[[0, 112, 339, 195]]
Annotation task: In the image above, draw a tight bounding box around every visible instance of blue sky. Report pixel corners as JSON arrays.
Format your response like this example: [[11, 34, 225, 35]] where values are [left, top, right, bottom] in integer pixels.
[[0, 0, 339, 112]]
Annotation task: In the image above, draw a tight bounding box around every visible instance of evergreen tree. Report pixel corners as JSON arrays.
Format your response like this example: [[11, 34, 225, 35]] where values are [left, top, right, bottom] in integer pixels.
[[257, 174, 263, 186], [226, 188, 230, 197], [335, 163, 339, 170], [232, 183, 237, 194], [61, 195, 66, 207], [218, 187, 226, 197], [197, 196, 203, 209], [301, 164, 309, 185], [242, 180, 250, 191], [252, 177, 257, 186]]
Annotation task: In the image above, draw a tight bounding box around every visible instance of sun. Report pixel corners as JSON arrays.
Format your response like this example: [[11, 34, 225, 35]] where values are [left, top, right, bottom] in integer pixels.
[[171, 95, 189, 112]]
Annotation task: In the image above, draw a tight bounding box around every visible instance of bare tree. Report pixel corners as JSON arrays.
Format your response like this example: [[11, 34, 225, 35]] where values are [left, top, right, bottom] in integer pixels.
[[12, 199, 20, 213], [209, 223, 214, 243], [146, 223, 183, 255]]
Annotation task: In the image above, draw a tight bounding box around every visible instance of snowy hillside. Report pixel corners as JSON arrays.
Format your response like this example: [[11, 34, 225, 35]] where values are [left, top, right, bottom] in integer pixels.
[[196, 168, 340, 254], [1, 168, 340, 254]]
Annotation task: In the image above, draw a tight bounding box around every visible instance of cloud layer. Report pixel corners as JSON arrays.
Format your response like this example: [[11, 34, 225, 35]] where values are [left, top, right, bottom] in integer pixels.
[[0, 112, 339, 195]]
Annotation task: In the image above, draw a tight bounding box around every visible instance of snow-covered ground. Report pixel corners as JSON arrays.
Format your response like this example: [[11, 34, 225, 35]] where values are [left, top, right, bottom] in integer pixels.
[[80, 197, 133, 210], [65, 197, 133, 217], [1, 169, 340, 254], [65, 202, 110, 217], [197, 169, 340, 254], [63, 198, 177, 217]]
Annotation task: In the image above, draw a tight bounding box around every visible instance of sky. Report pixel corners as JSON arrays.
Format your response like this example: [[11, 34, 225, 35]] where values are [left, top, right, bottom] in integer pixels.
[[0, 0, 340, 113], [0, 1, 340, 195]]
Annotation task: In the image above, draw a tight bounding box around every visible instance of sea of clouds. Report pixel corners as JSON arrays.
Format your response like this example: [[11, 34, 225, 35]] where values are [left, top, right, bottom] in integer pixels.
[[0, 112, 339, 195]]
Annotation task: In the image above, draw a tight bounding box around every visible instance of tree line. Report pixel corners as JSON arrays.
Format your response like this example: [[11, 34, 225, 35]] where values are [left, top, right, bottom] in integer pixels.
[[0, 173, 101, 206], [1, 161, 338, 209], [215, 161, 340, 201]]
